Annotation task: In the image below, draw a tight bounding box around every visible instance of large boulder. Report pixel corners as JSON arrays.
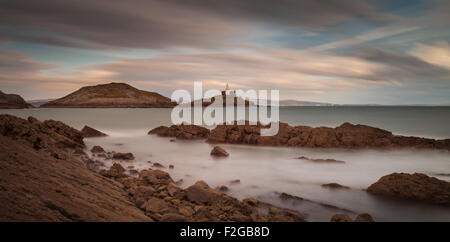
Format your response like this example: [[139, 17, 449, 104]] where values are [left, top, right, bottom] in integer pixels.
[[90, 145, 105, 153], [137, 169, 174, 187], [81, 125, 108, 138], [367, 173, 450, 206]]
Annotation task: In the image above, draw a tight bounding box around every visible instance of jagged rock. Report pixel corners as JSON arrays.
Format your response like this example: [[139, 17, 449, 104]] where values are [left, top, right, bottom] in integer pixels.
[[142, 197, 171, 214], [355, 213, 375, 222], [321, 183, 350, 189], [367, 173, 450, 206], [112, 152, 134, 160], [330, 214, 353, 222], [134, 186, 156, 208], [81, 125, 108, 138], [90, 145, 105, 153], [210, 146, 229, 157]]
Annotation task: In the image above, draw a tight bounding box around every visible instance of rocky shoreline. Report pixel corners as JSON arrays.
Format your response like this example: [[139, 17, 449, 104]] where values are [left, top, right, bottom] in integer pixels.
[[1, 114, 449, 222], [149, 122, 450, 150]]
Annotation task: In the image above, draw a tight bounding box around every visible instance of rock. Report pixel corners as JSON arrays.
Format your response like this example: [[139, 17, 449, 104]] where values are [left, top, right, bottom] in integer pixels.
[[229, 179, 240, 185], [170, 139, 176, 142], [90, 145, 105, 153], [152, 162, 165, 168], [175, 179, 184, 186], [210, 146, 229, 157], [148, 124, 210, 140], [355, 213, 374, 222], [137, 169, 174, 187], [178, 206, 195, 217], [216, 185, 229, 192], [100, 163, 125, 179], [269, 207, 277, 215], [169, 165, 174, 169], [167, 182, 182, 197], [185, 181, 223, 205], [112, 152, 134, 160], [321, 183, 350, 189], [81, 125, 107, 138], [243, 198, 259, 206], [142, 197, 171, 214], [367, 173, 450, 206], [201, 122, 450, 150], [330, 214, 353, 222], [297, 156, 345, 163], [134, 186, 156, 208]]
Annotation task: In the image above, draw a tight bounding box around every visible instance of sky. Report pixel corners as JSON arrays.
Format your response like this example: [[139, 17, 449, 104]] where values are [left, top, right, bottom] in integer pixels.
[[0, 0, 449, 104]]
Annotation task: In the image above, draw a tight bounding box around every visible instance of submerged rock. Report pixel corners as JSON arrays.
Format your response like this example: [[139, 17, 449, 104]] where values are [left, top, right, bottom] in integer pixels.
[[210, 146, 229, 157], [81, 125, 108, 138], [367, 173, 450, 206], [321, 183, 350, 189], [297, 156, 345, 164]]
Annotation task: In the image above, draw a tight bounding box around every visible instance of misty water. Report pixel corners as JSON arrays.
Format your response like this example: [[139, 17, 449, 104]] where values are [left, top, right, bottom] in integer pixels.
[[2, 107, 450, 221]]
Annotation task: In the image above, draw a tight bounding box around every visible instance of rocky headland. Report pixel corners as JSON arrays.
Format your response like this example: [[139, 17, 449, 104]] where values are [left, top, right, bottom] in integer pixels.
[[149, 122, 450, 150], [41, 83, 176, 108], [0, 91, 33, 109]]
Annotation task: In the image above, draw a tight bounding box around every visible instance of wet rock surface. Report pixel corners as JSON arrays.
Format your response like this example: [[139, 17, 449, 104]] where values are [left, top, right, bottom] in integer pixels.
[[321, 183, 350, 189], [367, 173, 450, 206], [112, 152, 135, 160]]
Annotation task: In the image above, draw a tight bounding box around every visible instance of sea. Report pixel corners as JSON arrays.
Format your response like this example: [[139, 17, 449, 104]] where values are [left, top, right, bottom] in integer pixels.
[[1, 106, 450, 221]]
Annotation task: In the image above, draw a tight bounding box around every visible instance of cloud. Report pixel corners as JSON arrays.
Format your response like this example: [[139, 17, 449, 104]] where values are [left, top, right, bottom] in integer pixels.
[[0, 0, 391, 50], [410, 41, 450, 69]]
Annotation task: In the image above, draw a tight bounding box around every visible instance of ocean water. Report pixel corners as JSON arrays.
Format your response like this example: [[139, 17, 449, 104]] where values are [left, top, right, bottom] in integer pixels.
[[1, 107, 450, 221]]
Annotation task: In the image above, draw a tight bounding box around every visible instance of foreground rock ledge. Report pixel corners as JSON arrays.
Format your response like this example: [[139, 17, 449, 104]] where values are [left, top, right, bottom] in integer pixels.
[[367, 173, 450, 206], [149, 122, 450, 150]]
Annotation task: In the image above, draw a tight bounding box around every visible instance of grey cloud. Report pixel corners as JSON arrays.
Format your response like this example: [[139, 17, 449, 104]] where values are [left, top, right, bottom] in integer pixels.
[[0, 0, 388, 50]]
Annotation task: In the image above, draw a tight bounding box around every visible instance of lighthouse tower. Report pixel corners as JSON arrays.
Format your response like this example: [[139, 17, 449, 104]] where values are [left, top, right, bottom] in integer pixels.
[[225, 83, 231, 95]]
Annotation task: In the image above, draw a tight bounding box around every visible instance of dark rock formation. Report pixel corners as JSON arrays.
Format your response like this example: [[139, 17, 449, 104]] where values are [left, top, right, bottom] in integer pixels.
[[41, 82, 176, 108], [210, 146, 229, 157], [112, 152, 134, 160], [149, 122, 450, 150], [0, 115, 84, 159], [0, 116, 150, 221], [321, 183, 350, 189], [100, 163, 126, 179], [148, 124, 210, 140], [0, 91, 33, 109], [81, 125, 108, 138], [367, 173, 450, 206]]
